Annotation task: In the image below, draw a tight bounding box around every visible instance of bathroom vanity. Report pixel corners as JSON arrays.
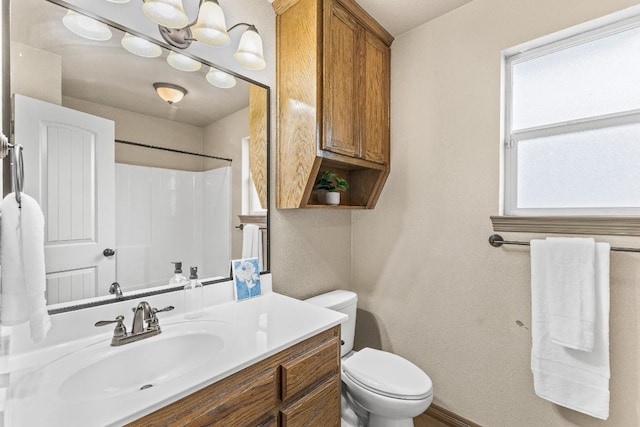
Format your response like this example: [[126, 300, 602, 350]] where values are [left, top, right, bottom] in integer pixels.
[[129, 326, 340, 426], [5, 275, 346, 426]]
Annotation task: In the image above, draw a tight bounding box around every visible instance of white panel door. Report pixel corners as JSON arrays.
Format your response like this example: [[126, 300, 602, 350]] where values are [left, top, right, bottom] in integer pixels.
[[14, 94, 115, 304]]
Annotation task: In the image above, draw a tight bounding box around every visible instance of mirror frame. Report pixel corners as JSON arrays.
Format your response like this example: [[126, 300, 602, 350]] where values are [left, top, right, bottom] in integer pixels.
[[2, 0, 271, 314]]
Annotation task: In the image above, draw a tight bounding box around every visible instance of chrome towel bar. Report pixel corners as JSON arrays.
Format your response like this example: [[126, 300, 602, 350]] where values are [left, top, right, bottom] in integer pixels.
[[489, 234, 640, 253]]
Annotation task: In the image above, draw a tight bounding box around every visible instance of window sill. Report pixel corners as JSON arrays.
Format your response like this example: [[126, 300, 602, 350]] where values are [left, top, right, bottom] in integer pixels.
[[238, 214, 267, 226], [490, 216, 640, 236]]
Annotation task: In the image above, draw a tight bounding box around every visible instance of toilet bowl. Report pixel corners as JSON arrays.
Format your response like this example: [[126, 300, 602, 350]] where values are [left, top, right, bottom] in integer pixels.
[[305, 290, 433, 427]]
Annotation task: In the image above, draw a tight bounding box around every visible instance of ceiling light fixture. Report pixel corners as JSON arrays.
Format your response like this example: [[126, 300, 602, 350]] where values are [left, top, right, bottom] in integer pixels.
[[140, 0, 266, 70], [153, 82, 187, 104], [121, 33, 162, 57], [62, 10, 113, 41], [205, 67, 236, 88]]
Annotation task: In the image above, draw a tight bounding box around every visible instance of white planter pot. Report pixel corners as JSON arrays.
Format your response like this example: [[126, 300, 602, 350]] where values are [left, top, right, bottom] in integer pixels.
[[325, 192, 341, 205]]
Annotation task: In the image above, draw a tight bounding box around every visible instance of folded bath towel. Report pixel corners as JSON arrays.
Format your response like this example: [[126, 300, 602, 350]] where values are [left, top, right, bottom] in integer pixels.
[[0, 193, 51, 343], [241, 224, 263, 271], [544, 237, 597, 351], [531, 239, 610, 419]]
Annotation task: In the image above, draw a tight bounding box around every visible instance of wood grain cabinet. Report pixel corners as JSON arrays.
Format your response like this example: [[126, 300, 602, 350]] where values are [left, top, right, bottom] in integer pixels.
[[126, 326, 341, 427], [274, 0, 394, 209]]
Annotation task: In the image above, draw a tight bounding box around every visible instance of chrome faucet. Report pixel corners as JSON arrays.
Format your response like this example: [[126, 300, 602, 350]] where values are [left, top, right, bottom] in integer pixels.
[[131, 301, 153, 334], [109, 282, 123, 298], [95, 301, 174, 346]]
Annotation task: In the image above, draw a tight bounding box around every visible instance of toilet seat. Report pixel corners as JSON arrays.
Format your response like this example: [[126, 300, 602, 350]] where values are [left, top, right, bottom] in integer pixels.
[[342, 348, 433, 401]]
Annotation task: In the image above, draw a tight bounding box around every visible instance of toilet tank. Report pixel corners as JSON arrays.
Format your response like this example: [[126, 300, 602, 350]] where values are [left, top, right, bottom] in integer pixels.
[[305, 290, 357, 357]]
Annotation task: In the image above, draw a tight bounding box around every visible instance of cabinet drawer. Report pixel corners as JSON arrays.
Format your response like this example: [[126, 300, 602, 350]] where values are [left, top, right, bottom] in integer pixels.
[[280, 375, 341, 427], [281, 336, 340, 402], [185, 369, 278, 427]]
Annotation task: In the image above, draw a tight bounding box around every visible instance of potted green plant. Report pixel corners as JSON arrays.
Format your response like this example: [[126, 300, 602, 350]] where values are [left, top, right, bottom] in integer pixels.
[[314, 170, 349, 205]]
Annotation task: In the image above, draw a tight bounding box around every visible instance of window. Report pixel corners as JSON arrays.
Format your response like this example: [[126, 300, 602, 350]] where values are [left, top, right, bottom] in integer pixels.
[[503, 15, 640, 217]]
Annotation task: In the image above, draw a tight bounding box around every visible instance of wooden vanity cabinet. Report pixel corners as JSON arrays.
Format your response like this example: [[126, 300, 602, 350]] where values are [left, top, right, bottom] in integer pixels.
[[274, 0, 393, 209], [126, 326, 341, 427]]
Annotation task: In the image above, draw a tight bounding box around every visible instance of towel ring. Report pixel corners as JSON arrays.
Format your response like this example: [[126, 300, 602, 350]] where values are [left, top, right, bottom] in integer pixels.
[[12, 145, 24, 208], [2, 134, 24, 208]]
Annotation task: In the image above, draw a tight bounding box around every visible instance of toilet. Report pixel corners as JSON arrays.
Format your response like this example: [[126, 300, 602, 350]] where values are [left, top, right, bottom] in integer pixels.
[[306, 290, 433, 427]]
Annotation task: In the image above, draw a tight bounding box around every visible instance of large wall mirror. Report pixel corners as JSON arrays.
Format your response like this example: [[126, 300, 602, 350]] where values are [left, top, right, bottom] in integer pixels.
[[5, 0, 270, 312]]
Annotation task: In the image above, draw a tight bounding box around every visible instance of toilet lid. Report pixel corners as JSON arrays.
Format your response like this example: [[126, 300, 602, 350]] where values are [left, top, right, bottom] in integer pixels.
[[342, 348, 433, 400]]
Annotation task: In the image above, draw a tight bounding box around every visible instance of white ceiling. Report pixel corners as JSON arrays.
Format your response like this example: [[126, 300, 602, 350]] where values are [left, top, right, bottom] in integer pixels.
[[356, 0, 474, 36]]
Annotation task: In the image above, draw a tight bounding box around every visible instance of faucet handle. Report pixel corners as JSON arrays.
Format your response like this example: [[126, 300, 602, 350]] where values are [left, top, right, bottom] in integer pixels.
[[152, 305, 175, 315], [95, 315, 127, 338], [149, 306, 175, 329]]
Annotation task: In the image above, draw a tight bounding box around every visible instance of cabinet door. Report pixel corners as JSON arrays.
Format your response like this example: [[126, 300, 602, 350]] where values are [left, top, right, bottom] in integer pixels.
[[361, 30, 390, 164], [280, 376, 341, 427], [322, 1, 360, 158]]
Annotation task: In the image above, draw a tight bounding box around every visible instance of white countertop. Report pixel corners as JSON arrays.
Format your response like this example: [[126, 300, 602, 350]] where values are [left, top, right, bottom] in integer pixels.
[[4, 276, 346, 426]]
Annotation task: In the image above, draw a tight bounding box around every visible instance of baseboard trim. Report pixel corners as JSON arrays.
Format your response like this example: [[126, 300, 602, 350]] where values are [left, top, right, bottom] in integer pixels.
[[421, 403, 482, 427]]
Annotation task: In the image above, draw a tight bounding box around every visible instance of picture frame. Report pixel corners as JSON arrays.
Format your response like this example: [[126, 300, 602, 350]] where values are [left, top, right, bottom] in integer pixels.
[[231, 258, 262, 301]]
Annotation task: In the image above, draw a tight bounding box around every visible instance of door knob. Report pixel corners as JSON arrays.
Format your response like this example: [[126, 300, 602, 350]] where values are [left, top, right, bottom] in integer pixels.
[[103, 248, 116, 257]]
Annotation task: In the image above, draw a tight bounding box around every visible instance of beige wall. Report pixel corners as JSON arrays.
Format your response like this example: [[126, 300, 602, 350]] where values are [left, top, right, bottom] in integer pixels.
[[11, 42, 61, 105], [203, 107, 249, 260], [63, 96, 205, 171], [351, 0, 640, 425]]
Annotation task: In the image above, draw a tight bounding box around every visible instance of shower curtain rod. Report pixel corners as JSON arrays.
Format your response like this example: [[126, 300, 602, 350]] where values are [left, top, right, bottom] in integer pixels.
[[489, 234, 640, 253], [116, 139, 233, 162]]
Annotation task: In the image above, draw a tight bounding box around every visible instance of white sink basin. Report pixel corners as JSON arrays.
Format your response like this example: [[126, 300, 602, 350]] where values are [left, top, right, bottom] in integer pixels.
[[37, 320, 232, 402]]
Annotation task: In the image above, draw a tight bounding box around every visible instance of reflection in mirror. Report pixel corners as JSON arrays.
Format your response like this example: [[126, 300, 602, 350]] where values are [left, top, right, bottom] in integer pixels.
[[7, 0, 269, 311]]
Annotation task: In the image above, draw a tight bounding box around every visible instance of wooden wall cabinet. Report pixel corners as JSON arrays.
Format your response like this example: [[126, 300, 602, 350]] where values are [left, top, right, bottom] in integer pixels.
[[126, 326, 341, 427], [274, 0, 393, 209]]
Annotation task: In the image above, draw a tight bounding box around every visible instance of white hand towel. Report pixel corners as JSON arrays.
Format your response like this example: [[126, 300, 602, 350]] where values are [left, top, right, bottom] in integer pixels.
[[0, 193, 51, 343], [531, 240, 610, 419], [544, 237, 596, 351], [241, 224, 263, 271]]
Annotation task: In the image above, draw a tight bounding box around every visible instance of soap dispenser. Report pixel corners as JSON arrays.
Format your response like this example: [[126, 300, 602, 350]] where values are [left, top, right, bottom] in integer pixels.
[[169, 262, 188, 288], [184, 266, 203, 319]]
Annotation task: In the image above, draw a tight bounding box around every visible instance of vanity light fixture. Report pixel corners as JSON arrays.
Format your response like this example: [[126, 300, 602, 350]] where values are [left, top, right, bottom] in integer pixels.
[[140, 0, 266, 70], [205, 67, 236, 88], [121, 33, 162, 57], [190, 0, 230, 46], [166, 51, 202, 72], [142, 0, 189, 29], [232, 24, 266, 71], [153, 82, 187, 104], [62, 10, 112, 41]]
